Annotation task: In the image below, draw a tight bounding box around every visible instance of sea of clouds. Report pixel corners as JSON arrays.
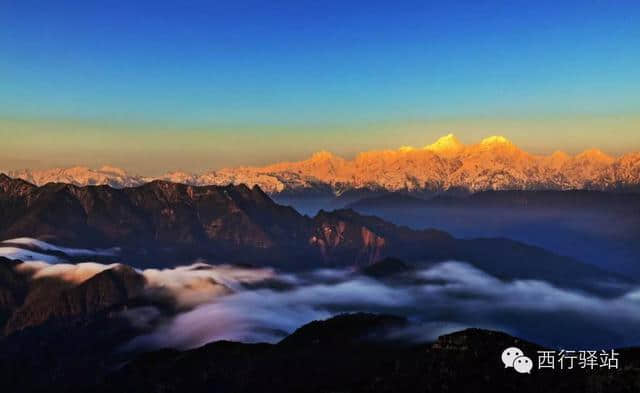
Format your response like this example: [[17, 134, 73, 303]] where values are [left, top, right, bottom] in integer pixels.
[[3, 237, 640, 351], [126, 262, 640, 350]]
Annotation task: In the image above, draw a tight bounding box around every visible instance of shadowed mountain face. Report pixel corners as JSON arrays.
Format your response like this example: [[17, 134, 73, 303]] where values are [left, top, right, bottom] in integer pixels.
[[349, 189, 640, 210], [94, 313, 640, 393], [1, 176, 638, 393], [4, 264, 146, 335], [0, 174, 304, 246], [0, 175, 627, 292], [0, 174, 311, 266], [0, 257, 639, 392], [346, 190, 640, 277], [3, 305, 640, 392], [0, 258, 28, 328], [0, 259, 152, 392]]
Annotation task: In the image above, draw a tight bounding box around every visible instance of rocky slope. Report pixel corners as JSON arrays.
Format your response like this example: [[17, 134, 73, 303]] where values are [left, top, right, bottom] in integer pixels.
[[4, 307, 639, 393], [0, 174, 311, 265], [345, 190, 640, 277], [3, 264, 146, 335], [0, 175, 629, 292], [0, 257, 637, 392], [94, 313, 640, 393], [5, 134, 640, 195]]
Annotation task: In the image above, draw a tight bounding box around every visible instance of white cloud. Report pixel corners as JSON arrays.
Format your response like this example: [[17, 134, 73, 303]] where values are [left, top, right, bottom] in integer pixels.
[[1, 237, 119, 257], [0, 247, 64, 263], [129, 261, 640, 350]]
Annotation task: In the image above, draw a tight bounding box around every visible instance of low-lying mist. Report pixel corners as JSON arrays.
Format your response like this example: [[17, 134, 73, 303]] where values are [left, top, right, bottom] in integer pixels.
[[126, 261, 640, 350], [18, 259, 640, 351], [5, 238, 640, 351], [348, 205, 640, 277]]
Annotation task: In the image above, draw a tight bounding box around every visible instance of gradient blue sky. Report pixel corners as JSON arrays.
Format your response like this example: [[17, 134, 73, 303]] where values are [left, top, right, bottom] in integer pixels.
[[1, 0, 639, 172]]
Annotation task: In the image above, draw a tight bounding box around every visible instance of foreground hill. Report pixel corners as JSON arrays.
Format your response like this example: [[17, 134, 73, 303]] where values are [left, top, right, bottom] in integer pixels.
[[5, 134, 640, 196], [1, 254, 639, 392], [0, 174, 626, 291], [3, 300, 639, 393], [91, 314, 640, 393]]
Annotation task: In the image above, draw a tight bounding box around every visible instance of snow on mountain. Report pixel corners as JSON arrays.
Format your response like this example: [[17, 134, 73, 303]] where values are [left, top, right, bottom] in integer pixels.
[[3, 135, 640, 194], [423, 133, 465, 156], [152, 171, 200, 185], [7, 166, 145, 188], [613, 152, 640, 184], [199, 135, 639, 194]]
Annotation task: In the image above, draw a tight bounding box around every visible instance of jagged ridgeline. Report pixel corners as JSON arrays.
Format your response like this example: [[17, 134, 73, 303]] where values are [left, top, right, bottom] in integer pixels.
[[5, 135, 640, 194], [0, 174, 630, 294]]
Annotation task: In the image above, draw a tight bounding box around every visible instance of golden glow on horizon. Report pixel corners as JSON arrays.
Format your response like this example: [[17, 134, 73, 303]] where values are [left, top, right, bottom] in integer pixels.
[[1, 114, 639, 175]]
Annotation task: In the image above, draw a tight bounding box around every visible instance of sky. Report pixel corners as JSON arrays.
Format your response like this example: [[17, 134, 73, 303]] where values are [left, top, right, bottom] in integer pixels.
[[1, 0, 639, 174]]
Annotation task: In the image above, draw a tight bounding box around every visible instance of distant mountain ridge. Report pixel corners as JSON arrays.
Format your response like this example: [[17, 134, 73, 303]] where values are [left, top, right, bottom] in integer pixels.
[[348, 189, 640, 210], [7, 165, 146, 189], [0, 174, 629, 292], [4, 134, 640, 195]]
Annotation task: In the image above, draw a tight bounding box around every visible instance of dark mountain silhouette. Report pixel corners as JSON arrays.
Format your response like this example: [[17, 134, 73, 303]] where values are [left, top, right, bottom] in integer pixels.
[[0, 261, 153, 392], [0, 258, 29, 329], [4, 264, 146, 334], [94, 313, 640, 393], [347, 189, 640, 210], [347, 192, 432, 209], [278, 312, 408, 347], [309, 209, 627, 292], [346, 189, 640, 278], [0, 174, 630, 291], [0, 174, 311, 265], [0, 259, 637, 392], [361, 257, 414, 278]]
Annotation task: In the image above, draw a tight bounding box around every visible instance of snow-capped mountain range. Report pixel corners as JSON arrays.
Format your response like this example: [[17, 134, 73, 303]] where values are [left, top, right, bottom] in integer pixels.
[[5, 135, 640, 195], [7, 165, 147, 189]]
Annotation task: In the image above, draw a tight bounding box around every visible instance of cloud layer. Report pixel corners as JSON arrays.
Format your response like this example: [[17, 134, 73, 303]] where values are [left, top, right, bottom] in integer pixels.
[[124, 261, 640, 350], [5, 240, 640, 351]]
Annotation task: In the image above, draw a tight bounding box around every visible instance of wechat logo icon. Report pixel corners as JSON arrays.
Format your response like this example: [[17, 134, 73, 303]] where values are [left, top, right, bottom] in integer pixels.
[[502, 347, 533, 374]]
